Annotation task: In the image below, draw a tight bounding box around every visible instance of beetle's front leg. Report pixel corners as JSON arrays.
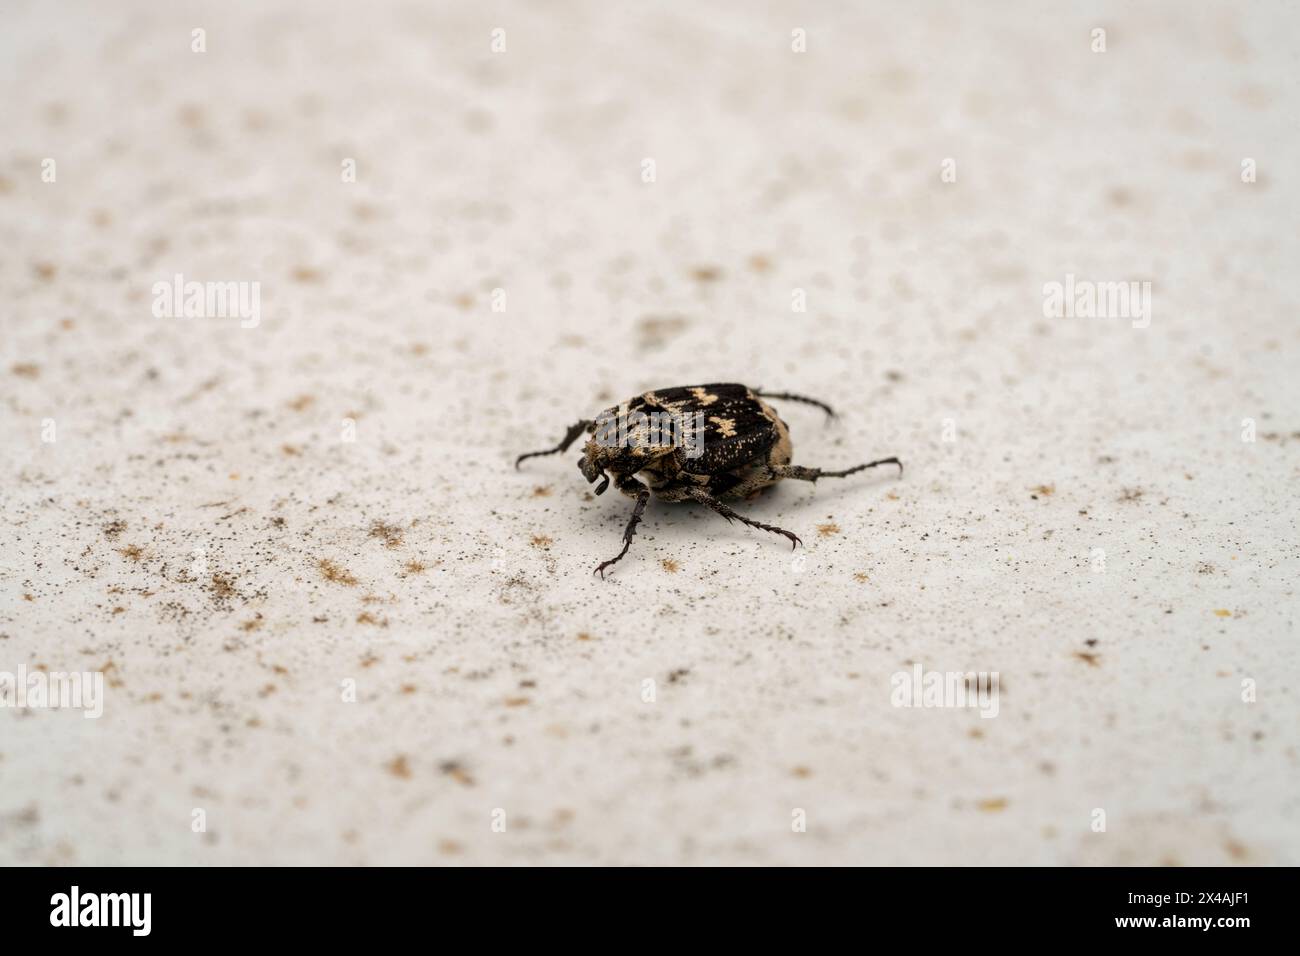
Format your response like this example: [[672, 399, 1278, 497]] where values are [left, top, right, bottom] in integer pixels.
[[594, 476, 651, 578], [515, 420, 594, 469]]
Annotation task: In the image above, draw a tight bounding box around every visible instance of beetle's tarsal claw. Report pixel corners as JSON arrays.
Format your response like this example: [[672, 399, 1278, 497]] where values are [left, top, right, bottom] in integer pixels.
[[594, 475, 610, 495]]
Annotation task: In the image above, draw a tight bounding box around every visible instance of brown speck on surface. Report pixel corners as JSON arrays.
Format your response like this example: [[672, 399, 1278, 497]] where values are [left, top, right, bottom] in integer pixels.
[[318, 558, 358, 586], [1073, 651, 1101, 667], [11, 362, 40, 378], [635, 314, 689, 349], [661, 558, 680, 573], [1213, 608, 1232, 618], [291, 266, 322, 283], [791, 765, 813, 778], [977, 798, 1008, 812], [33, 262, 57, 281], [816, 522, 840, 537], [531, 485, 552, 497], [103, 520, 127, 541], [356, 611, 388, 627], [504, 696, 531, 707], [118, 544, 145, 562], [287, 394, 316, 412], [576, 632, 594, 641], [438, 839, 464, 855], [439, 760, 476, 786], [385, 756, 412, 779], [177, 103, 204, 127], [690, 265, 722, 282], [530, 534, 553, 549], [1031, 484, 1055, 497], [853, 572, 869, 582], [100, 660, 123, 689], [748, 253, 772, 273], [368, 521, 404, 549], [1118, 487, 1145, 503], [403, 559, 428, 575]]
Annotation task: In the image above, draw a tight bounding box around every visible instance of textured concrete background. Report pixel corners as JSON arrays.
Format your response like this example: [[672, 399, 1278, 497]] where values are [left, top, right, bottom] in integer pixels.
[[1, 0, 1297, 865]]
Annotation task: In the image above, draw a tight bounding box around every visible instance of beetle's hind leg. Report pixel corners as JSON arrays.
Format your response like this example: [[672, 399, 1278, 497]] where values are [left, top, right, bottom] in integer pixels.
[[515, 420, 593, 469], [594, 481, 651, 578], [754, 390, 837, 419], [685, 486, 802, 549], [773, 458, 904, 482]]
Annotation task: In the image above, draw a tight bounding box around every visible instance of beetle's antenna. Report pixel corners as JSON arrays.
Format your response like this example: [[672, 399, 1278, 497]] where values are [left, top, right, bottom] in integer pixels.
[[515, 419, 594, 469], [754, 390, 836, 419]]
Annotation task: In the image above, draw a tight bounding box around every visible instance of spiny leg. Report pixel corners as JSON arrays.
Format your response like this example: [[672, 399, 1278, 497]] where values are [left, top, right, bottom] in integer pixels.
[[515, 420, 592, 469], [686, 486, 802, 549], [754, 390, 836, 419], [773, 458, 904, 482], [594, 479, 651, 578]]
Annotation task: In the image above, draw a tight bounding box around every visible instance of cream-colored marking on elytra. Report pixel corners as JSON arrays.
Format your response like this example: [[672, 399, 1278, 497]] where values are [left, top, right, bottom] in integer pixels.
[[628, 419, 650, 453], [690, 387, 718, 406], [709, 416, 737, 437]]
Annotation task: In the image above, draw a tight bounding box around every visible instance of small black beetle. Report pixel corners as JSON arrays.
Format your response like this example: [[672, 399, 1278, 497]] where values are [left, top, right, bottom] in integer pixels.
[[516, 383, 902, 577]]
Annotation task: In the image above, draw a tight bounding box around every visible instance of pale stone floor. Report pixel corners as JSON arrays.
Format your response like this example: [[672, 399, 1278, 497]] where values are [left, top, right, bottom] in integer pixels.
[[1, 1, 1296, 864]]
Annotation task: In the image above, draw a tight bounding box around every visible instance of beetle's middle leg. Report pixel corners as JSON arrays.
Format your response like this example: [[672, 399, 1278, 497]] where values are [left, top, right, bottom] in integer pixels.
[[772, 458, 904, 482], [685, 486, 802, 549], [594, 477, 651, 578]]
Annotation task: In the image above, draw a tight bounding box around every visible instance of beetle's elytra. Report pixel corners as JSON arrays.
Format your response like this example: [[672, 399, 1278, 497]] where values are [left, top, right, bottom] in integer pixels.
[[516, 383, 902, 577]]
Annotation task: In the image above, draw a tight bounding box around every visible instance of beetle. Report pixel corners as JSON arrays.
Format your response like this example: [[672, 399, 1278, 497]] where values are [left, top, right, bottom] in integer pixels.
[[515, 383, 902, 577]]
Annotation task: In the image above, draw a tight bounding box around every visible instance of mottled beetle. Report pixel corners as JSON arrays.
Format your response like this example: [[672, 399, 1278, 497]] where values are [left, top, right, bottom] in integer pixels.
[[516, 383, 902, 577]]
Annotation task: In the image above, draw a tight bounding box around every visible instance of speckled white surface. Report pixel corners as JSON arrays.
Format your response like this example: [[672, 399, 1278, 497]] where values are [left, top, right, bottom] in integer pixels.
[[1, 0, 1297, 865]]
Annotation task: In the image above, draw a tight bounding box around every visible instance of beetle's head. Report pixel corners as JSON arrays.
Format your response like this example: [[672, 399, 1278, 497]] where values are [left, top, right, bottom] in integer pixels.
[[577, 445, 611, 495], [578, 404, 675, 494]]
